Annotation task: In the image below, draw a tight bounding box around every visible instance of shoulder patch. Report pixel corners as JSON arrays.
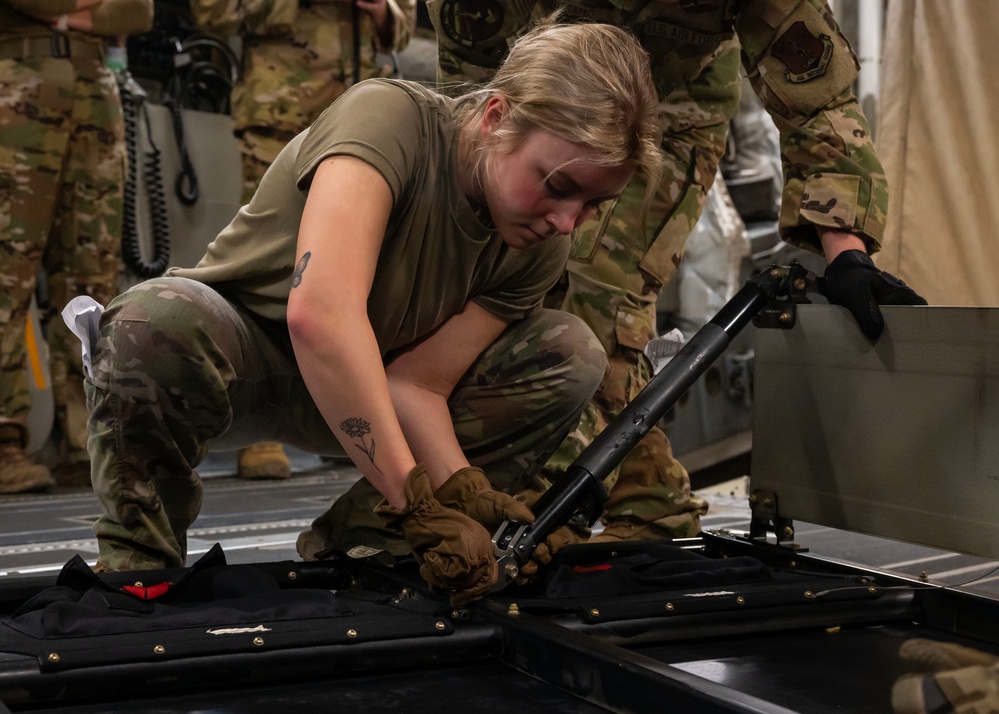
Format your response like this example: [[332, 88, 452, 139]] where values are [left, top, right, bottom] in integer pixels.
[[771, 20, 833, 83], [439, 0, 506, 48]]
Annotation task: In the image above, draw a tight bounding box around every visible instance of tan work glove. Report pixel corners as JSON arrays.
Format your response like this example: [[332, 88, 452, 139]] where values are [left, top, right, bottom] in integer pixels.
[[434, 466, 535, 532], [374, 464, 497, 607]]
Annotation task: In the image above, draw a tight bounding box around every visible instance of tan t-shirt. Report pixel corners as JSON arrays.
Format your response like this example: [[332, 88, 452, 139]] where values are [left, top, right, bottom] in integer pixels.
[[170, 79, 570, 356]]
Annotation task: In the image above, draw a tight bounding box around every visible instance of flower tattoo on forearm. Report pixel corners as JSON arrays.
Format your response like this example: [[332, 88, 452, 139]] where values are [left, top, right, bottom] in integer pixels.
[[340, 417, 379, 471]]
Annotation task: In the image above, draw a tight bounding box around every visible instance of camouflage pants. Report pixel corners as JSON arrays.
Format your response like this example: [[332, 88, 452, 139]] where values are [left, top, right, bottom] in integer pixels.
[[525, 126, 728, 535], [0, 54, 124, 461], [86, 277, 607, 569]]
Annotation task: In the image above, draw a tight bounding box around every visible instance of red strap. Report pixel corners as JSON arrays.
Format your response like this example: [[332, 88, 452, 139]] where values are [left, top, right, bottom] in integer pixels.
[[573, 563, 612, 573], [121, 581, 173, 600]]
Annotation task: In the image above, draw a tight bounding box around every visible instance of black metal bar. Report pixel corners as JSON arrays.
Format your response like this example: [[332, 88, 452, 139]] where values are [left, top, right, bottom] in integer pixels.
[[493, 270, 790, 581], [572, 276, 772, 483]]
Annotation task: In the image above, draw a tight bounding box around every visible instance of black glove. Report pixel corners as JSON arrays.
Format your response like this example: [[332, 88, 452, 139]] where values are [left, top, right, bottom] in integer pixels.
[[818, 250, 927, 340]]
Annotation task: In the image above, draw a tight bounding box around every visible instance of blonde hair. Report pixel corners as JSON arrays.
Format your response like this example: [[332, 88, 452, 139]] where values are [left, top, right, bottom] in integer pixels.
[[457, 17, 664, 192]]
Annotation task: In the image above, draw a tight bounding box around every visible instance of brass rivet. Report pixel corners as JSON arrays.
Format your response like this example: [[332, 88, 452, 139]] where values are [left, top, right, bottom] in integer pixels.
[[779, 311, 793, 323], [590, 608, 600, 617], [435, 621, 446, 630], [347, 629, 358, 638], [253, 637, 264, 646], [287, 571, 297, 581], [868, 586, 878, 593], [770, 268, 783, 278], [804, 591, 815, 598], [736, 596, 746, 605], [154, 645, 165, 654], [665, 603, 675, 611], [134, 581, 143, 588], [48, 652, 60, 663], [451, 610, 460, 619], [507, 603, 520, 616]]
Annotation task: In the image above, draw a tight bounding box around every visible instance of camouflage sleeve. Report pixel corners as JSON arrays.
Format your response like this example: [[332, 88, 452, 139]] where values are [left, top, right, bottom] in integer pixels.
[[381, 0, 417, 54], [89, 0, 154, 36], [189, 0, 297, 37], [736, 0, 887, 254]]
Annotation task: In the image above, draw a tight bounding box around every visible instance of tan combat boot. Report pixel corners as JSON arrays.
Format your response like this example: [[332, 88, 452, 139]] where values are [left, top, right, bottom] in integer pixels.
[[0, 424, 55, 494], [590, 430, 708, 542], [237, 441, 291, 479]]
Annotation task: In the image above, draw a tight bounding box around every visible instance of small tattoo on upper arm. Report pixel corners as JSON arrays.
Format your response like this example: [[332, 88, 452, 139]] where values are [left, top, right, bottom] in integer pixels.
[[340, 417, 380, 471], [292, 252, 311, 288]]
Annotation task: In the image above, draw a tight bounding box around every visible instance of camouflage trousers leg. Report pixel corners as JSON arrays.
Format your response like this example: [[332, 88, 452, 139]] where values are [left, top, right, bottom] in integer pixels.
[[0, 56, 124, 457], [537, 168, 715, 539], [301, 309, 608, 558], [526, 348, 709, 538], [87, 277, 344, 570]]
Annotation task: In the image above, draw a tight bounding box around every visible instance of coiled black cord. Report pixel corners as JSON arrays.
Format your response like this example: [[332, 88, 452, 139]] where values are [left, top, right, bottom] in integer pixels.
[[119, 72, 171, 278], [164, 95, 199, 205], [162, 33, 237, 205]]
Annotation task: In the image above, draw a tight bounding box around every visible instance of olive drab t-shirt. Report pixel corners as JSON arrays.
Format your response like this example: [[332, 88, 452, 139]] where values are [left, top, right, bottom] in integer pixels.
[[169, 79, 570, 356]]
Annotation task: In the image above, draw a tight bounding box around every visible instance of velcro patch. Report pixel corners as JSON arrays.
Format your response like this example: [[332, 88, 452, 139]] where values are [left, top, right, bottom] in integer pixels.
[[772, 20, 833, 82], [439, 0, 506, 48]]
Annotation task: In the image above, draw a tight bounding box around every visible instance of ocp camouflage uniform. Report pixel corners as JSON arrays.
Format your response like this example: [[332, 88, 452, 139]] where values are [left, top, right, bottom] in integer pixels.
[[86, 278, 606, 569], [427, 0, 888, 539], [190, 0, 417, 203], [0, 0, 153, 490]]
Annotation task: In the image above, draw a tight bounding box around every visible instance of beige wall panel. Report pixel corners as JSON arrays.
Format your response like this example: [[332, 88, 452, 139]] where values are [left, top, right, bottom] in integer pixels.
[[877, 0, 999, 306]]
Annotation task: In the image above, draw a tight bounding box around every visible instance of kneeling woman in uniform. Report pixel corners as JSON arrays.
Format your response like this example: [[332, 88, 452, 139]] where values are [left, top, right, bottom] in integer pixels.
[[84, 17, 664, 606]]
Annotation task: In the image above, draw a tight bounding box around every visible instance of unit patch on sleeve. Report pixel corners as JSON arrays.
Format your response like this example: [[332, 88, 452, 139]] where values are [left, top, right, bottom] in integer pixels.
[[771, 20, 833, 83], [439, 0, 506, 48]]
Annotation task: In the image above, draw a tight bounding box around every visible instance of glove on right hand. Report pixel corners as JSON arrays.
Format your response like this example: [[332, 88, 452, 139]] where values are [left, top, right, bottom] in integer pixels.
[[818, 250, 928, 340], [374, 464, 497, 606], [434, 466, 535, 532]]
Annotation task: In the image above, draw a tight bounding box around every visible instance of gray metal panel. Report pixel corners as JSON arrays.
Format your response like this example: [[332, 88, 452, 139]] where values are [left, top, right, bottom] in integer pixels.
[[752, 304, 999, 558], [136, 105, 242, 271]]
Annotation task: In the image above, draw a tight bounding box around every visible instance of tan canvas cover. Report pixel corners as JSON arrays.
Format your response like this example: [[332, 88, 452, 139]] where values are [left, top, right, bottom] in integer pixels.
[[876, 0, 999, 307]]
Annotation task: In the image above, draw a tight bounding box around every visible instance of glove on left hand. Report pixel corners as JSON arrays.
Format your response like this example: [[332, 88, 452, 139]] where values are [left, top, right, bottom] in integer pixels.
[[516, 523, 587, 583], [434, 466, 535, 532], [818, 250, 927, 340]]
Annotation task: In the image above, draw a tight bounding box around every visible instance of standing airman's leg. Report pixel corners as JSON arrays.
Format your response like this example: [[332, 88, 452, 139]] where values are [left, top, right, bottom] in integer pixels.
[[43, 55, 125, 486], [0, 56, 74, 493]]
